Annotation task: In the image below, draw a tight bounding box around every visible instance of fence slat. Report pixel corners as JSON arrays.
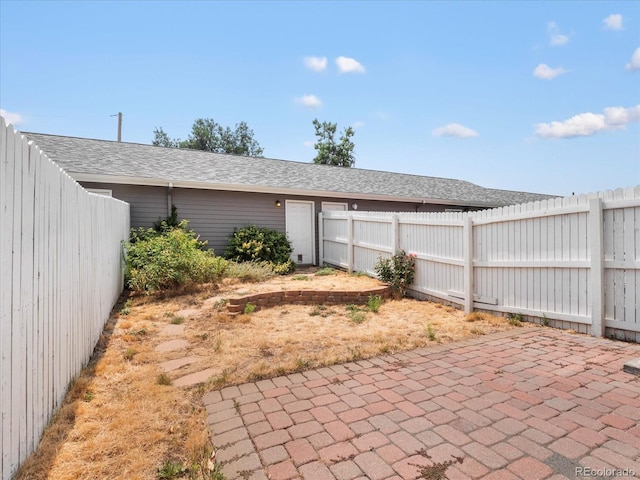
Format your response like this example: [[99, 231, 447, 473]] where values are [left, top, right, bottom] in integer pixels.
[[463, 216, 473, 314], [1, 119, 16, 477], [590, 198, 605, 337], [11, 133, 26, 471]]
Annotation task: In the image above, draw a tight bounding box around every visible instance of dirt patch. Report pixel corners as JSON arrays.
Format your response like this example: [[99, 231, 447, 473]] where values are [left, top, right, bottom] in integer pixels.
[[217, 268, 382, 297], [16, 270, 525, 480]]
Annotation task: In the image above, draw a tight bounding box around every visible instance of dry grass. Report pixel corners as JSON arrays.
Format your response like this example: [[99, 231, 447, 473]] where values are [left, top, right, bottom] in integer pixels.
[[17, 270, 524, 480], [15, 307, 214, 480]]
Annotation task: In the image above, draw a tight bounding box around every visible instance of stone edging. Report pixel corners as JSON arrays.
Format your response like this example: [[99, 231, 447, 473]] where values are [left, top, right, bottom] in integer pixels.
[[227, 285, 392, 315]]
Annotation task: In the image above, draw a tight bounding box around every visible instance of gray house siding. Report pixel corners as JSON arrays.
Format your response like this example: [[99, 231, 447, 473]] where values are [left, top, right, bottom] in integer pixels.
[[172, 188, 286, 255], [83, 182, 167, 229], [83, 182, 287, 254], [81, 181, 453, 261]]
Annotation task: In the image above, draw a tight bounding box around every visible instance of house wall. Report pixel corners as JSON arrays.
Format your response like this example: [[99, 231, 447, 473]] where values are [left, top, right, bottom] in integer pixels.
[[173, 188, 286, 255], [80, 181, 453, 261], [82, 182, 166, 229]]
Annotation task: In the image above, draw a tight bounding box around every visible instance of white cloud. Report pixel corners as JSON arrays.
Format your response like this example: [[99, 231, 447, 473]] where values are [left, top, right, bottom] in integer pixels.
[[536, 113, 609, 138], [533, 63, 568, 80], [0, 109, 24, 126], [603, 14, 623, 30], [303, 140, 314, 147], [626, 47, 640, 71], [432, 123, 479, 138], [548, 22, 569, 46], [336, 56, 366, 74], [295, 94, 322, 109], [604, 105, 640, 125], [373, 111, 388, 120], [352, 121, 365, 128], [535, 104, 640, 138], [304, 56, 327, 72]]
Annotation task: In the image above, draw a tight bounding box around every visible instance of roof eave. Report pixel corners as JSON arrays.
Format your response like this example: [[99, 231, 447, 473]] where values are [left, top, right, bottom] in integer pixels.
[[70, 172, 505, 209]]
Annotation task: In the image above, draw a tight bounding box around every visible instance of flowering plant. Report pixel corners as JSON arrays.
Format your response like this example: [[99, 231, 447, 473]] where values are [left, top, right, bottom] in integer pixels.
[[374, 250, 416, 298]]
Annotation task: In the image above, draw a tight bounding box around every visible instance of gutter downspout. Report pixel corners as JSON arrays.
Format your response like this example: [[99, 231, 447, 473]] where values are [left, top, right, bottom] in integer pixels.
[[167, 182, 173, 216]]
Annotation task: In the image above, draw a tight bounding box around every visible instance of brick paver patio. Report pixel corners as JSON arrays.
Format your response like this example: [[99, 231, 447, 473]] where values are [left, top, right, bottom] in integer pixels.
[[203, 328, 640, 480]]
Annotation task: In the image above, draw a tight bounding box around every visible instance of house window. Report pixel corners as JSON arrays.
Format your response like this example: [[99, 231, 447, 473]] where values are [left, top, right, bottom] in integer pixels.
[[86, 188, 113, 197], [321, 201, 348, 211]]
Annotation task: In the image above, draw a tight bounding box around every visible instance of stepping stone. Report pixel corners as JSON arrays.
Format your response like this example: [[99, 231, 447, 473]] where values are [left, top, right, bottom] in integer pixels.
[[155, 339, 190, 353], [159, 324, 186, 336], [176, 308, 199, 318], [204, 296, 226, 307], [159, 356, 201, 372], [173, 368, 218, 387], [623, 357, 640, 376]]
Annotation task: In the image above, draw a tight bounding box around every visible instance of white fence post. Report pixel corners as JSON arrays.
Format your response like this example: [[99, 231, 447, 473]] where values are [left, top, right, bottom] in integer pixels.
[[318, 212, 324, 267], [347, 214, 354, 272], [463, 215, 474, 314], [392, 214, 399, 253], [590, 197, 605, 337]]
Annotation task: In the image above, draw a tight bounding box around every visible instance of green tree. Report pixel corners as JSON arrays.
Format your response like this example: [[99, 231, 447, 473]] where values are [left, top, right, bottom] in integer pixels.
[[152, 118, 264, 157], [312, 119, 356, 167], [152, 127, 178, 148]]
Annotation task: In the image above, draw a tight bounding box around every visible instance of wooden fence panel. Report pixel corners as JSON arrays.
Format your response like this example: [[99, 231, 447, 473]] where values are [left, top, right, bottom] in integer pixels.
[[400, 219, 465, 301], [0, 118, 130, 480], [353, 216, 393, 274], [602, 186, 640, 339], [320, 185, 640, 341], [473, 197, 591, 324], [320, 215, 349, 269]]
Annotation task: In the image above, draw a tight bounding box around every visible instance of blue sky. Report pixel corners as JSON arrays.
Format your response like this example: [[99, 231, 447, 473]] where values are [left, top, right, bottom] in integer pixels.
[[1, 1, 639, 197]]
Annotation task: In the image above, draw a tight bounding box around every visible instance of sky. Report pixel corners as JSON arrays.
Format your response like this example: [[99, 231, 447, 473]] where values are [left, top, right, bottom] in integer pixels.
[[1, 1, 639, 197]]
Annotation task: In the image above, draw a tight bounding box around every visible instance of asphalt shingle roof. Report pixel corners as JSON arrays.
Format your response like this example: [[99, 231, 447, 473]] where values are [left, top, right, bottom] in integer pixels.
[[24, 132, 557, 207]]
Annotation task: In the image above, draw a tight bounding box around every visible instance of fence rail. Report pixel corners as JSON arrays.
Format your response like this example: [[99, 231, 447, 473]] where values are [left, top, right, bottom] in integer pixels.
[[320, 187, 640, 342], [0, 118, 130, 480]]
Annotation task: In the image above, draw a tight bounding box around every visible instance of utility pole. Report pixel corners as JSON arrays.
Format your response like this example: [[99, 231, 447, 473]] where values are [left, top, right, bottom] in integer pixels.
[[111, 112, 122, 141]]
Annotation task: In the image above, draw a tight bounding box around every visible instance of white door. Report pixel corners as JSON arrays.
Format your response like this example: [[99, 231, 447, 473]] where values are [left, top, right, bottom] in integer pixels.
[[285, 200, 315, 264]]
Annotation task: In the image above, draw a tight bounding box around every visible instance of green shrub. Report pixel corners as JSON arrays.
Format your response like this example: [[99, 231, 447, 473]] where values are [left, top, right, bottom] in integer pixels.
[[129, 206, 208, 251], [157, 460, 186, 479], [425, 322, 437, 341], [315, 267, 335, 276], [346, 304, 367, 324], [157, 373, 172, 386], [367, 294, 382, 313], [153, 204, 180, 232], [508, 313, 523, 327], [225, 225, 294, 273], [224, 260, 278, 282], [373, 250, 416, 298], [124, 227, 228, 293], [271, 259, 295, 274]]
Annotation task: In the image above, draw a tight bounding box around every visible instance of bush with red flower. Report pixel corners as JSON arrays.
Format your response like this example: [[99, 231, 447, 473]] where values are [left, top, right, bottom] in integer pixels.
[[373, 250, 416, 298]]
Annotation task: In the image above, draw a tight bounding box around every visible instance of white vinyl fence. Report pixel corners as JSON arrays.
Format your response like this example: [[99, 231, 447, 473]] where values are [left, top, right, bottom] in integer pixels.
[[320, 187, 640, 342], [0, 118, 130, 480]]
